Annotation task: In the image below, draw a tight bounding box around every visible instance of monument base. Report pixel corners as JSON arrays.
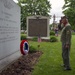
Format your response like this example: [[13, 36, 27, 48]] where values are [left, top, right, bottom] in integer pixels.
[[0, 51, 21, 71], [41, 37, 50, 42], [27, 37, 50, 42]]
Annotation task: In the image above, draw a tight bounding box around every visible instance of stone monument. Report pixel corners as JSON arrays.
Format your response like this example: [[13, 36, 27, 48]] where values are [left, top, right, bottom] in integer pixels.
[[27, 15, 49, 40], [0, 0, 20, 70]]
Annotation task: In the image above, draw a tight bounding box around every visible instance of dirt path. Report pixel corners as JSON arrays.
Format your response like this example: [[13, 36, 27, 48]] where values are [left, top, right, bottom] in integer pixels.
[[0, 51, 43, 75]]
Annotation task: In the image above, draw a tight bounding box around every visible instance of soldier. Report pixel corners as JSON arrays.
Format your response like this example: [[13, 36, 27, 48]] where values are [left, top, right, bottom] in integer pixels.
[[60, 16, 72, 70]]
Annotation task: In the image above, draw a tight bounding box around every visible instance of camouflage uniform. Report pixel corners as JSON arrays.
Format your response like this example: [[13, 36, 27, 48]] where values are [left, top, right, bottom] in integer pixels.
[[60, 23, 72, 68]]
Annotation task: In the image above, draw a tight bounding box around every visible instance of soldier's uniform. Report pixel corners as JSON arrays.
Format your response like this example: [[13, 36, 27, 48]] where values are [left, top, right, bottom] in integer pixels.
[[60, 23, 71, 68]]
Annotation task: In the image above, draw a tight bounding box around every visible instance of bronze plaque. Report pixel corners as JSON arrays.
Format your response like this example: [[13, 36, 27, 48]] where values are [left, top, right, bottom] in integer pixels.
[[28, 19, 47, 37]]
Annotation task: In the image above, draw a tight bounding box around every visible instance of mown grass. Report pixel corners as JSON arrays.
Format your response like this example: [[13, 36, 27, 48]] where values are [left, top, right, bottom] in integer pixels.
[[28, 35, 75, 75], [72, 31, 75, 35]]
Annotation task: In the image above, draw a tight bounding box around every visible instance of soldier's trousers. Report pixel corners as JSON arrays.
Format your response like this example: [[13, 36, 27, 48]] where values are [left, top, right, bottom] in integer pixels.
[[62, 43, 71, 67]]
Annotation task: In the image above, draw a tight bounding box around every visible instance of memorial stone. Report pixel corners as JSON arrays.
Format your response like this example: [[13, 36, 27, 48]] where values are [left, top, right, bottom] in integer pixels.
[[27, 16, 49, 39], [0, 0, 20, 70]]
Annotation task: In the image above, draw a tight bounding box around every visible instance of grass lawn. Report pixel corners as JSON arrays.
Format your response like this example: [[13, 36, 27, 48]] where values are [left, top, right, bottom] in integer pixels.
[[29, 35, 75, 75]]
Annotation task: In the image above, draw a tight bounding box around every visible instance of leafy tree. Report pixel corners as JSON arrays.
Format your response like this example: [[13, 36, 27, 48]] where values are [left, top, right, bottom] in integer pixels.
[[18, 0, 51, 30], [63, 0, 75, 30]]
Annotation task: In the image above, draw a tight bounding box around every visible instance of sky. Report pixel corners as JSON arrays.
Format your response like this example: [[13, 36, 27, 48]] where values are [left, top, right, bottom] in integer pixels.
[[13, 0, 65, 23], [49, 0, 65, 23], [13, 0, 18, 3]]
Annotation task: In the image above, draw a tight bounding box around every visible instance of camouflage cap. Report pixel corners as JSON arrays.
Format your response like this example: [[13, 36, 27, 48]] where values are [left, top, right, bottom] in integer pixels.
[[61, 16, 68, 19]]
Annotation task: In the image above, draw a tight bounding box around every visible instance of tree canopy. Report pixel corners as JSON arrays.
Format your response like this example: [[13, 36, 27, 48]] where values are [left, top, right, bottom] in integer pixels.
[[63, 0, 75, 30], [18, 0, 51, 30]]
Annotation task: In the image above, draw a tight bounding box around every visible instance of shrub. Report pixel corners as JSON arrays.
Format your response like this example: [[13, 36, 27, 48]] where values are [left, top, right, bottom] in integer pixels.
[[21, 34, 27, 40], [29, 45, 37, 53], [21, 32, 24, 34], [50, 31, 55, 36], [32, 37, 38, 41], [50, 36, 58, 42]]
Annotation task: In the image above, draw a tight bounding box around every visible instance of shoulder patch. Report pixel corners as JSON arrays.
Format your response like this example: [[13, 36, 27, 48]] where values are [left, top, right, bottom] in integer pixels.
[[67, 30, 70, 34]]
